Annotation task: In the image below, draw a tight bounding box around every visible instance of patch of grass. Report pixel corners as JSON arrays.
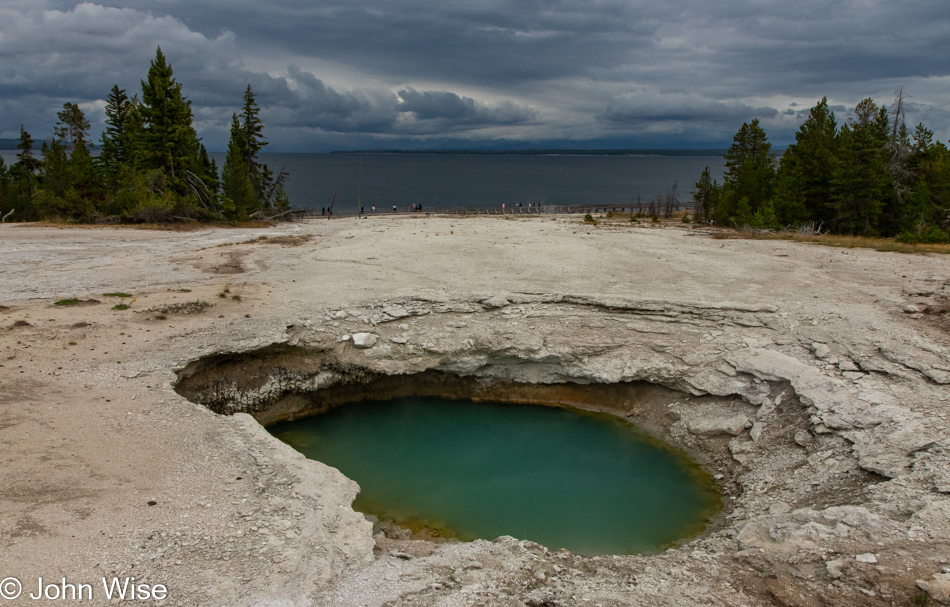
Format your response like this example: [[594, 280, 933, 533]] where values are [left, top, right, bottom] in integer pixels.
[[142, 300, 212, 316], [68, 341, 77, 346], [716, 230, 950, 254], [583, 213, 598, 225], [54, 298, 80, 306], [912, 591, 931, 606], [218, 292, 227, 298], [179, 288, 192, 293], [231, 294, 241, 301], [112, 303, 131, 310], [103, 292, 132, 298]]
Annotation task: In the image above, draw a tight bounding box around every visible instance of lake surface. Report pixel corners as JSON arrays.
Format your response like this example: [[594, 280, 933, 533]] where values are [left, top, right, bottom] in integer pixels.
[[270, 397, 721, 555], [1, 150, 725, 211], [225, 153, 725, 211]]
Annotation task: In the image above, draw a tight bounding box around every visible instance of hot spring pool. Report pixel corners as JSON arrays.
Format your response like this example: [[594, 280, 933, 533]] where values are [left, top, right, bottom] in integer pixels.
[[270, 396, 721, 554]]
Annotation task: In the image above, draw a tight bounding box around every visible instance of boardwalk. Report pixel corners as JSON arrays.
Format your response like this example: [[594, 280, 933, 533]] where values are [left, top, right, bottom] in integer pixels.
[[290, 201, 694, 220]]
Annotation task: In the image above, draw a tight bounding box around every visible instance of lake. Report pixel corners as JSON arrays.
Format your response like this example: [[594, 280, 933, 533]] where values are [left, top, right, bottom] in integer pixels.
[[1, 150, 726, 211]]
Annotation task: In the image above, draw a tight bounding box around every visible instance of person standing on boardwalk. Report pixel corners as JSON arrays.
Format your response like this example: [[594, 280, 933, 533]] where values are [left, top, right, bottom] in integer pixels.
[[393, 204, 397, 212]]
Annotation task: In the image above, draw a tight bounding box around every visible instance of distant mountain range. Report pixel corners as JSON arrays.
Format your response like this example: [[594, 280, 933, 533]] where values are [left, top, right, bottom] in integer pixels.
[[0, 138, 53, 151]]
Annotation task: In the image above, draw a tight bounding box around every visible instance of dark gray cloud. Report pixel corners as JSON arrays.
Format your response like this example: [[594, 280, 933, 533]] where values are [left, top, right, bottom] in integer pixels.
[[1, 0, 948, 149]]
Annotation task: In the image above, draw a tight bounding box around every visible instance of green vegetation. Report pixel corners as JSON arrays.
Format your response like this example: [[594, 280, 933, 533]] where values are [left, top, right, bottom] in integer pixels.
[[0, 48, 289, 224], [53, 298, 80, 306], [142, 300, 211, 315], [103, 292, 132, 298], [692, 93, 950, 242]]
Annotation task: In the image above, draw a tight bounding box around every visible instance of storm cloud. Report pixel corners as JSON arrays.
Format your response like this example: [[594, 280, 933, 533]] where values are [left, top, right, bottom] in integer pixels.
[[2, 0, 948, 150]]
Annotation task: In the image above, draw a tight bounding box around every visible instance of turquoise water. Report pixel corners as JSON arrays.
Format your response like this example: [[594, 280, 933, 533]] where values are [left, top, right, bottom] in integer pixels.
[[270, 397, 721, 554]]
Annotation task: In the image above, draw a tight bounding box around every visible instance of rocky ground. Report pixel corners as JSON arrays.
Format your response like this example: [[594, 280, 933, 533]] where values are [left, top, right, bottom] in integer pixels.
[[1, 215, 949, 607]]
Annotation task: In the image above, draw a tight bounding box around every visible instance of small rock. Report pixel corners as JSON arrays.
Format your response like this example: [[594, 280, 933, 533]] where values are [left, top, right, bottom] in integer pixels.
[[769, 501, 791, 516], [838, 357, 859, 372], [391, 336, 409, 344], [756, 397, 775, 420], [813, 343, 832, 358], [917, 573, 950, 605], [340, 334, 351, 341], [794, 430, 815, 447], [383, 307, 411, 319], [352, 333, 378, 348], [825, 558, 845, 580], [855, 553, 878, 564], [688, 415, 753, 437], [445, 321, 468, 328], [390, 551, 413, 560], [750, 422, 764, 442], [383, 526, 412, 540], [904, 304, 920, 314], [334, 310, 348, 318], [482, 295, 510, 309]]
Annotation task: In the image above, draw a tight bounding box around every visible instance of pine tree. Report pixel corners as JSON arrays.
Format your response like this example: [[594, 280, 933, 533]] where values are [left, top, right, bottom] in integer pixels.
[[139, 47, 218, 213], [898, 123, 950, 241], [39, 138, 70, 199], [692, 167, 720, 223], [721, 119, 776, 222], [15, 125, 41, 176], [773, 98, 837, 227], [122, 94, 145, 173], [240, 86, 266, 169], [831, 98, 892, 235], [139, 48, 199, 193], [222, 114, 255, 220], [0, 157, 11, 220], [54, 103, 91, 151], [238, 85, 277, 207], [221, 84, 290, 219], [59, 103, 99, 204], [10, 126, 40, 219], [100, 85, 131, 180]]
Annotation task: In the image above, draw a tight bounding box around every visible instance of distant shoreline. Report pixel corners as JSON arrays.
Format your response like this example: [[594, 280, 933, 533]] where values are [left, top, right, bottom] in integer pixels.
[[329, 148, 730, 157]]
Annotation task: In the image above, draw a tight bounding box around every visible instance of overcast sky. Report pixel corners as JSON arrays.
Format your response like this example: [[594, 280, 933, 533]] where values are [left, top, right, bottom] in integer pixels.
[[2, 0, 948, 152]]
